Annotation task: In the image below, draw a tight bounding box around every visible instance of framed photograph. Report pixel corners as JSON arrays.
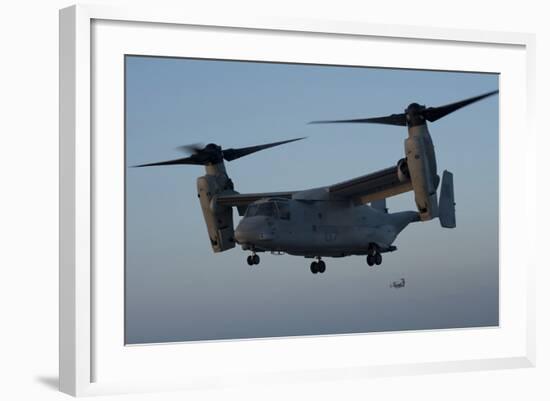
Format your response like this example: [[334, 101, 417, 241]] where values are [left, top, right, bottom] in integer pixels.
[[59, 4, 536, 396]]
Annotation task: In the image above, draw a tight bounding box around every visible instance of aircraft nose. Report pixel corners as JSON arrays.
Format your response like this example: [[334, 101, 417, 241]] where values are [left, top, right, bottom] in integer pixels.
[[235, 217, 275, 244], [234, 228, 254, 244]]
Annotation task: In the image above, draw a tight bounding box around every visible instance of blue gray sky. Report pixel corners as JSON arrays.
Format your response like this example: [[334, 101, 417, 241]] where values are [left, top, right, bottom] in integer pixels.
[[125, 56, 499, 344]]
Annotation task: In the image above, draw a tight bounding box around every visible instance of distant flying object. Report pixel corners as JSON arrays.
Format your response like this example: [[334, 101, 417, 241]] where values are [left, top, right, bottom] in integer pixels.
[[133, 90, 497, 274], [390, 278, 406, 289]]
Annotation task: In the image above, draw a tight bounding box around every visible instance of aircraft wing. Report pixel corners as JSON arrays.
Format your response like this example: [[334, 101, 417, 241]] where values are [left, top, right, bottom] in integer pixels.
[[216, 164, 412, 212], [328, 165, 412, 204], [216, 191, 296, 215]]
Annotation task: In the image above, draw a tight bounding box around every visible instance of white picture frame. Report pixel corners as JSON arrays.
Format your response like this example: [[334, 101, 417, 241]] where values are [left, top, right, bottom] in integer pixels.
[[59, 3, 536, 397]]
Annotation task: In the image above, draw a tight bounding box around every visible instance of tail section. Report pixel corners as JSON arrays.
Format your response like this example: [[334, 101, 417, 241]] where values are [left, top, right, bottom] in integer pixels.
[[390, 210, 421, 235], [438, 170, 456, 228]]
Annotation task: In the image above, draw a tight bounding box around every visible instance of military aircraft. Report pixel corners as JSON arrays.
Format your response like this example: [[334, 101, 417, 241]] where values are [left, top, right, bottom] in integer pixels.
[[133, 90, 497, 274], [390, 278, 406, 289]]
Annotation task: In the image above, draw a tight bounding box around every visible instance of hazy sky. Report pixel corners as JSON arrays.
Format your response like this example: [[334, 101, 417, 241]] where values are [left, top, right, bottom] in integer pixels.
[[125, 56, 499, 344]]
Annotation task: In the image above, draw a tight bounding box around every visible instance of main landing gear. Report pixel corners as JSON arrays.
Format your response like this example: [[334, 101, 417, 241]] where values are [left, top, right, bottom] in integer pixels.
[[310, 258, 326, 274], [247, 253, 260, 266], [366, 245, 382, 267]]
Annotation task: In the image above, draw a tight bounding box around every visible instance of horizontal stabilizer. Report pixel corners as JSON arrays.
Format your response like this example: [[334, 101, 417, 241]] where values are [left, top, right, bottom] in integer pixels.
[[439, 170, 456, 228]]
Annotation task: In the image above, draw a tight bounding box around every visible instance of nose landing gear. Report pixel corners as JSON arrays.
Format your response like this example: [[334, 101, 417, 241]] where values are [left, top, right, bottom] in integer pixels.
[[247, 253, 260, 266], [310, 258, 326, 274]]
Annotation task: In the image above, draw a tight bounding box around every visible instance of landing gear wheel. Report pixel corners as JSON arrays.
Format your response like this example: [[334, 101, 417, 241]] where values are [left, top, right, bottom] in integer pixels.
[[317, 260, 326, 273], [366, 255, 375, 266], [310, 261, 319, 274], [375, 253, 382, 265], [253, 254, 260, 265], [247, 255, 254, 266]]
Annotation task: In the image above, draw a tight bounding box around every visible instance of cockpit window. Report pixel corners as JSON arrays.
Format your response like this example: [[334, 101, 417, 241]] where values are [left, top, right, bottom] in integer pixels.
[[245, 202, 276, 218], [245, 204, 258, 217], [245, 200, 290, 220], [256, 202, 276, 217]]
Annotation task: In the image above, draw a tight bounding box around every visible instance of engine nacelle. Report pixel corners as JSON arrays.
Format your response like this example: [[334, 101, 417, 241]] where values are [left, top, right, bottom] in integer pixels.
[[197, 174, 236, 253], [404, 125, 439, 221], [397, 158, 410, 183]]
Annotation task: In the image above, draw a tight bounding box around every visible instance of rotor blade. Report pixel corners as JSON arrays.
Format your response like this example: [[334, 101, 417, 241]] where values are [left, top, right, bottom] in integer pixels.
[[175, 143, 204, 154], [132, 155, 204, 167], [309, 113, 407, 126], [423, 90, 499, 122], [223, 137, 306, 162]]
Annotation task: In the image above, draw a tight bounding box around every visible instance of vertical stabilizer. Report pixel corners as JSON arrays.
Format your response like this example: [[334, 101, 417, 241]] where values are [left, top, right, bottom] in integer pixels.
[[439, 170, 456, 228]]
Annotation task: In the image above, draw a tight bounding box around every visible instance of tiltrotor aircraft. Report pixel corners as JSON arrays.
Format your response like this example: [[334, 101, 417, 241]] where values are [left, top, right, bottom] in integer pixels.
[[390, 278, 406, 289], [134, 90, 497, 274]]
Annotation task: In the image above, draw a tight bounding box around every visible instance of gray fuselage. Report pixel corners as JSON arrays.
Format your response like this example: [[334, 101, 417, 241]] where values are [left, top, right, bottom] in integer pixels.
[[234, 198, 418, 258]]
